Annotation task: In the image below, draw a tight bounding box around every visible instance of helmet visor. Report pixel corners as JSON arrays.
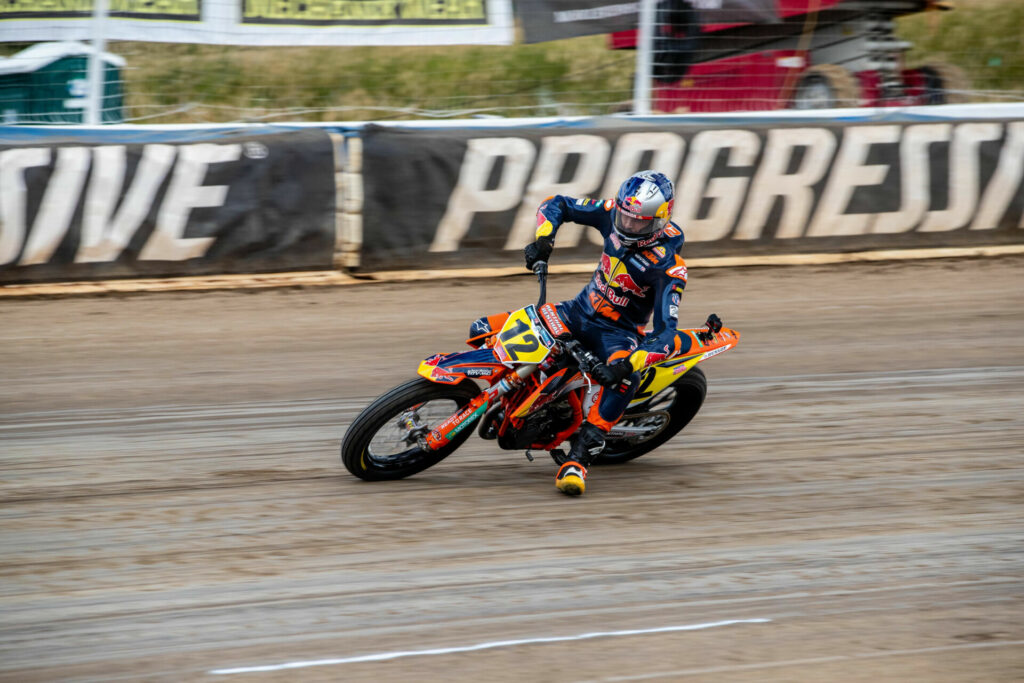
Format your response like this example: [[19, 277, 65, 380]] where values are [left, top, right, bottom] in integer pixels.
[[614, 208, 659, 237]]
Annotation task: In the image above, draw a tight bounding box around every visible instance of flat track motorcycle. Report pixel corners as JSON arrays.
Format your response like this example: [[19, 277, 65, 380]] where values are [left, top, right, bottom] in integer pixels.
[[341, 262, 739, 481]]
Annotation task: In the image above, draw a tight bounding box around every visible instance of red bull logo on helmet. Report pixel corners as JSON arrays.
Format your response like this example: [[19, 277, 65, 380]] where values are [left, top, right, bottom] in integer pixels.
[[623, 196, 643, 211]]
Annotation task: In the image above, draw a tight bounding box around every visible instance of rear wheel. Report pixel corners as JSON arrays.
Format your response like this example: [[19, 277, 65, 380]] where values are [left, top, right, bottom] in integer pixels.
[[341, 378, 480, 481], [595, 366, 707, 465]]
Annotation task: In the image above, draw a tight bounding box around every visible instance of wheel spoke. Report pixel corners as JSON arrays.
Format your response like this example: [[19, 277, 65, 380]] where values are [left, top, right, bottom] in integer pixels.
[[607, 410, 670, 443], [367, 398, 461, 461], [341, 378, 482, 481]]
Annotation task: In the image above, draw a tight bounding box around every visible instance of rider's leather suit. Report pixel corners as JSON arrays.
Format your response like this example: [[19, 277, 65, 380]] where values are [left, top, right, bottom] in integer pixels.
[[470, 195, 692, 430]]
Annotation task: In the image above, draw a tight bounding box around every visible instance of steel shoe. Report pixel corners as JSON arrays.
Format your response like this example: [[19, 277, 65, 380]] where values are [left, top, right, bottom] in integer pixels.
[[555, 460, 587, 496]]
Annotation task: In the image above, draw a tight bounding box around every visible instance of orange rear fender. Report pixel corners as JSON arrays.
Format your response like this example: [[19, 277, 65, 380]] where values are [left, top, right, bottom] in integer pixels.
[[680, 325, 740, 357]]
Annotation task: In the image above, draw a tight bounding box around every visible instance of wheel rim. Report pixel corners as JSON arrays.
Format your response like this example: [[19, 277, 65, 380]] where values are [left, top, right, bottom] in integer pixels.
[[365, 397, 463, 465], [635, 386, 677, 413], [795, 76, 833, 109], [603, 387, 676, 453]]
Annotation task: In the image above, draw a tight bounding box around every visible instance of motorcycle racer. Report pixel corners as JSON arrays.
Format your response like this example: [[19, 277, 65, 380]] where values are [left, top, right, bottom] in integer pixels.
[[469, 170, 693, 496]]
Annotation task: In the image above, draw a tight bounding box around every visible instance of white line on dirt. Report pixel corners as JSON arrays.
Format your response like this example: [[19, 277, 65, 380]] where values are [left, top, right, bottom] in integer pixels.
[[4, 244, 1023, 298], [207, 618, 771, 675], [593, 639, 1024, 681]]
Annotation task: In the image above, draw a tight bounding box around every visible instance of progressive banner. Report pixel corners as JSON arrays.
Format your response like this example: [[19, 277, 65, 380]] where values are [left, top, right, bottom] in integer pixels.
[[0, 129, 336, 283], [0, 0, 514, 45], [359, 119, 1024, 269]]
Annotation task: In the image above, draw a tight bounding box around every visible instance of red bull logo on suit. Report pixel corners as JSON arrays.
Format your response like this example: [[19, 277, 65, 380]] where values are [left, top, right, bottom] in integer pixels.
[[599, 253, 648, 297]]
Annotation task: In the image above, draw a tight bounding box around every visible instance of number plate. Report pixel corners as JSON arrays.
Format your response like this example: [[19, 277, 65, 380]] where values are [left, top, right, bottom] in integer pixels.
[[494, 306, 553, 365]]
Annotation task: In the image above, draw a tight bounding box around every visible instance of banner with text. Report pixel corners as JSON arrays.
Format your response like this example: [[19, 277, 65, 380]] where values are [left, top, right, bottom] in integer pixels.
[[0, 129, 336, 283], [360, 120, 1024, 269], [0, 0, 514, 46]]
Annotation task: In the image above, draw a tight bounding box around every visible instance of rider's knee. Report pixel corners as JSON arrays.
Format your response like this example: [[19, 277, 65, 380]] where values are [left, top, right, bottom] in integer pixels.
[[469, 316, 490, 337], [467, 312, 510, 348], [674, 331, 692, 356], [621, 371, 641, 399], [467, 316, 491, 348]]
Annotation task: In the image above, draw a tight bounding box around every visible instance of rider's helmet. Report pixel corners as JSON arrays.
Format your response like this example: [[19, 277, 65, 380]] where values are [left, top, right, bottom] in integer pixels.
[[613, 170, 675, 245]]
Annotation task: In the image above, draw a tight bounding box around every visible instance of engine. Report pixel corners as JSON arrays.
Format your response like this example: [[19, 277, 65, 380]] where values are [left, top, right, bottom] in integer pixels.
[[497, 400, 575, 450]]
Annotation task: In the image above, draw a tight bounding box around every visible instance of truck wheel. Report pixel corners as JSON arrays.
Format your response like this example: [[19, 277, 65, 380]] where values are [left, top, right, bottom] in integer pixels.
[[792, 64, 861, 109]]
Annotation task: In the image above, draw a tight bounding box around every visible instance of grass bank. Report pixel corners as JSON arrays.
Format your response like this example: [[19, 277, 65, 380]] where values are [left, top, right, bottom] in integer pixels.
[[119, 37, 634, 123], [897, 0, 1024, 98]]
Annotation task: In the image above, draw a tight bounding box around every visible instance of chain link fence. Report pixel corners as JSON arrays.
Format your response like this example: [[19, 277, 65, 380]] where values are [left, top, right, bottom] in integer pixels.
[[0, 0, 1021, 124]]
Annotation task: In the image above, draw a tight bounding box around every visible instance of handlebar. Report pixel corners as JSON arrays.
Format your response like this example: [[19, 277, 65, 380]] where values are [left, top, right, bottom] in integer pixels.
[[530, 259, 599, 375], [533, 260, 548, 308], [561, 339, 600, 374], [531, 263, 600, 376]]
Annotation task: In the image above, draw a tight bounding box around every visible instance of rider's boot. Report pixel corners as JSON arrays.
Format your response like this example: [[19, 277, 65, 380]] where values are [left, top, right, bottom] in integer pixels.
[[555, 422, 606, 496]]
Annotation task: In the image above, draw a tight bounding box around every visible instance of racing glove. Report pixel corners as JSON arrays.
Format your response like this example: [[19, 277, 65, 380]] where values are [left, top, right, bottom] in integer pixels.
[[590, 360, 633, 387], [524, 237, 554, 271]]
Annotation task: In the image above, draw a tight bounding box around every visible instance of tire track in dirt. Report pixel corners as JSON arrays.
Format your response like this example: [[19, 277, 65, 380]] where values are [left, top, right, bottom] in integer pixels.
[[1, 257, 1022, 681]]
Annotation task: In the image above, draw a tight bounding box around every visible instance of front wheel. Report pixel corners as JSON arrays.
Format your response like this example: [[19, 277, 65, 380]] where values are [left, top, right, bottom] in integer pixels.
[[341, 378, 480, 481], [595, 365, 707, 465]]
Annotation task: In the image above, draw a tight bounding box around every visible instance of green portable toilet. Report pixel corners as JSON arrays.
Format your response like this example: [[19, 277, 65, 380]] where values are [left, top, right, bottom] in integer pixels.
[[0, 41, 125, 124]]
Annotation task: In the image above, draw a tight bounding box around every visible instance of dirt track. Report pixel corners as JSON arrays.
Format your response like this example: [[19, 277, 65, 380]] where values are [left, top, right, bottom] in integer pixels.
[[2, 256, 1023, 682]]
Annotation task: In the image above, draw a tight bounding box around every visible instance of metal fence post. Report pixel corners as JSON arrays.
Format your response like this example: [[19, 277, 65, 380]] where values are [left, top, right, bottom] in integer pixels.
[[86, 0, 109, 125], [632, 0, 656, 116]]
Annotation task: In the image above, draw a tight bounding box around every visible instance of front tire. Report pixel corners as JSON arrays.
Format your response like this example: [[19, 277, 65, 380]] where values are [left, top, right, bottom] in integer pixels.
[[595, 366, 707, 465], [341, 378, 480, 481]]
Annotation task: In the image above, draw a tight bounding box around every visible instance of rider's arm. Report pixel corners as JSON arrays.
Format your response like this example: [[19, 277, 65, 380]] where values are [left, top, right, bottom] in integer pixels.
[[535, 195, 615, 241], [628, 254, 690, 371]]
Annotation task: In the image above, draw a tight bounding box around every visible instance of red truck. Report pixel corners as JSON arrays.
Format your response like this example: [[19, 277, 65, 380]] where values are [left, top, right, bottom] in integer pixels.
[[611, 0, 967, 112]]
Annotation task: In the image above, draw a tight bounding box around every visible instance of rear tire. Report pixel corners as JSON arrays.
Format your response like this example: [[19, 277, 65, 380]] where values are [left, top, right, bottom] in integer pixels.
[[341, 378, 480, 481], [792, 64, 861, 109], [594, 366, 707, 465]]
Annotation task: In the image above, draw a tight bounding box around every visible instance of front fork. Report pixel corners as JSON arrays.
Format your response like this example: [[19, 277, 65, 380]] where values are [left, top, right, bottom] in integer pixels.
[[423, 363, 539, 450]]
